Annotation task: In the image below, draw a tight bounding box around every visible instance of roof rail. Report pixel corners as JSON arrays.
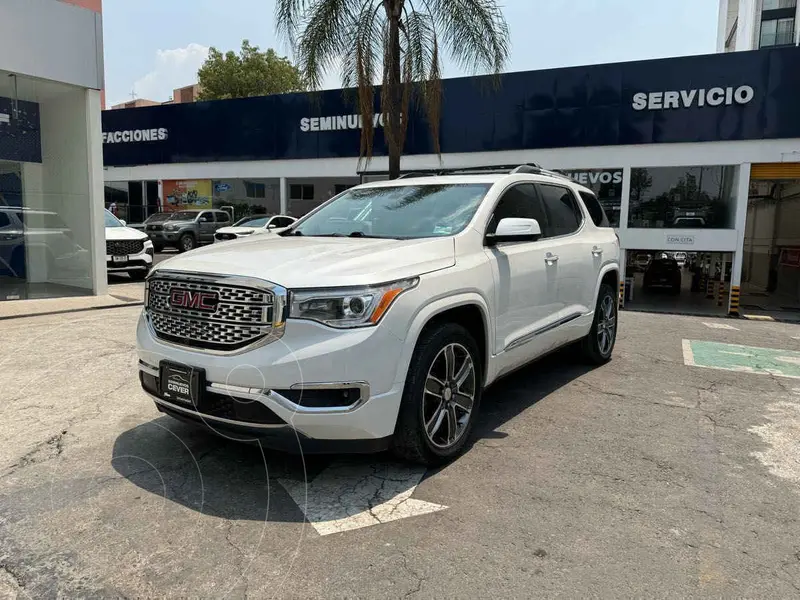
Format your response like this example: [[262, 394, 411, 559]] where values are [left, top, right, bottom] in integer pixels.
[[359, 163, 574, 180], [397, 172, 437, 179]]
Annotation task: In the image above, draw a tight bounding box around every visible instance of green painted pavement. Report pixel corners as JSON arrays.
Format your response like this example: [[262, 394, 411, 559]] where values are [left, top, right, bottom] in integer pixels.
[[683, 340, 800, 379]]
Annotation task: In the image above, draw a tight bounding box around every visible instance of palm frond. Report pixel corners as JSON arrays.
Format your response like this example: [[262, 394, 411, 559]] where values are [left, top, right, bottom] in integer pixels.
[[427, 0, 510, 79], [275, 0, 510, 177]]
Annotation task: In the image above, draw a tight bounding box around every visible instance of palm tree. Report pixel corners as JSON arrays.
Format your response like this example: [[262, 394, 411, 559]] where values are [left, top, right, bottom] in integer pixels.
[[276, 0, 510, 179]]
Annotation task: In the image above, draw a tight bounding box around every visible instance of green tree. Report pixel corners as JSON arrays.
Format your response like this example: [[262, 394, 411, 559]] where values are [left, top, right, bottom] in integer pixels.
[[276, 0, 510, 179], [197, 40, 306, 101]]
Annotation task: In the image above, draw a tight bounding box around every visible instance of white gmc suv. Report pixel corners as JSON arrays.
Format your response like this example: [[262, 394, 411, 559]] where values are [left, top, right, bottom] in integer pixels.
[[137, 166, 620, 465]]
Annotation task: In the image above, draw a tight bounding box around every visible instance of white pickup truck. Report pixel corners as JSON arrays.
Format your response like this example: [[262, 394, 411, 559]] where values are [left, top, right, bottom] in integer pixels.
[[137, 165, 620, 465]]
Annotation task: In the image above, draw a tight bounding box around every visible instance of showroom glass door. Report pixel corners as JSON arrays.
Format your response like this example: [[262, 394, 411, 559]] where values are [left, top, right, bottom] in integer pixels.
[[0, 161, 25, 300]]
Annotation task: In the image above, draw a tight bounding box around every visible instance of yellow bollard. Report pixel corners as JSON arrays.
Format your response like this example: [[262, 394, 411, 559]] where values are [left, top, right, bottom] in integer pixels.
[[619, 280, 625, 308], [729, 285, 741, 316]]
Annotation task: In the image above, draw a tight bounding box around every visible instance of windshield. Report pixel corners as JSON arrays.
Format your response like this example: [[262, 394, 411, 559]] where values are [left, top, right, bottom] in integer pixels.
[[168, 211, 199, 221], [145, 213, 172, 223], [289, 184, 491, 239], [234, 216, 269, 227], [104, 210, 123, 228]]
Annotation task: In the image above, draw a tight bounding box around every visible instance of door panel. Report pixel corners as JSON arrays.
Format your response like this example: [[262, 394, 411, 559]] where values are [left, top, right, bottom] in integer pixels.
[[486, 241, 560, 354], [483, 183, 562, 368], [537, 184, 595, 317], [197, 212, 215, 241]]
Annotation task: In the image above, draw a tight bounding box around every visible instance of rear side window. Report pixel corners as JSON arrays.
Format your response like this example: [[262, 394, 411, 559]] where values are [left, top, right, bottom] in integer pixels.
[[487, 183, 547, 235], [215, 211, 231, 223], [272, 217, 294, 227], [579, 191, 609, 227], [538, 184, 583, 237]]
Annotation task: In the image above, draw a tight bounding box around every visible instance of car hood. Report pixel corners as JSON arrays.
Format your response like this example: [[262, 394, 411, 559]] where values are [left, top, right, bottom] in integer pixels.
[[153, 235, 456, 288], [216, 226, 263, 235], [105, 226, 148, 241]]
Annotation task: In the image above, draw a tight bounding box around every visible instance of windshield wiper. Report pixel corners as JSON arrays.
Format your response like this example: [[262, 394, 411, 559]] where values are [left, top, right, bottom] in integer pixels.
[[283, 231, 397, 239]]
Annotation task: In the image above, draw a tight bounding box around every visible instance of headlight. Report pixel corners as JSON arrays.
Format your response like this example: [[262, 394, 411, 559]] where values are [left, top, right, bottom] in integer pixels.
[[143, 239, 153, 247], [164, 224, 177, 231], [289, 278, 418, 328]]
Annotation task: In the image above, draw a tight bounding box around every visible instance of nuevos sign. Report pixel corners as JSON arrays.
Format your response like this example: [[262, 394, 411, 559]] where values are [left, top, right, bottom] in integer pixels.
[[632, 86, 755, 111]]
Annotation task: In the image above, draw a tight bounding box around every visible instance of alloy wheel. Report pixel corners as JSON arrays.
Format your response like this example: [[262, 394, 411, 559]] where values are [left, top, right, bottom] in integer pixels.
[[422, 343, 476, 449], [597, 294, 617, 356]]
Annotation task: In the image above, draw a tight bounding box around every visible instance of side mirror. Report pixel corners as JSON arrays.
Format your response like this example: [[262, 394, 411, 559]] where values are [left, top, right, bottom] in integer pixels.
[[486, 217, 542, 245], [267, 223, 277, 229], [119, 219, 127, 226]]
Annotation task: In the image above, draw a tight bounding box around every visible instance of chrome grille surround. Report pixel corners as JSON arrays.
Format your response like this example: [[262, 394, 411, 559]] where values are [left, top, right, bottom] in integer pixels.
[[107, 239, 145, 255], [144, 270, 287, 354]]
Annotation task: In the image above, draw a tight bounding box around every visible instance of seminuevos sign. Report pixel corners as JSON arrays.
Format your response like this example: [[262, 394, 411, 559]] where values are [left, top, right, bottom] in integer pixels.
[[100, 47, 800, 166]]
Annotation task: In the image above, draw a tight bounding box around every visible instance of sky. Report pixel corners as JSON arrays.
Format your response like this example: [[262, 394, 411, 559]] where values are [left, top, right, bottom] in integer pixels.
[[103, 0, 720, 107]]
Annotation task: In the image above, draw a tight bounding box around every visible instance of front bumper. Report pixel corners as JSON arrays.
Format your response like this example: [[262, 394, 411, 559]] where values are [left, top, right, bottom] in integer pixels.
[[147, 231, 181, 244], [136, 311, 407, 442], [106, 247, 154, 272]]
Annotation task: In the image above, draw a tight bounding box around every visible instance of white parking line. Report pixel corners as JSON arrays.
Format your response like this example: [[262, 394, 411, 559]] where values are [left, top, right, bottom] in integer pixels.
[[701, 322, 740, 330], [279, 462, 447, 536]]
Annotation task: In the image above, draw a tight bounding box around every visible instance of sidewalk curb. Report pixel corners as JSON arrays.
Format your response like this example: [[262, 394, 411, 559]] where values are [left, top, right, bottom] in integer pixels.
[[0, 301, 143, 322]]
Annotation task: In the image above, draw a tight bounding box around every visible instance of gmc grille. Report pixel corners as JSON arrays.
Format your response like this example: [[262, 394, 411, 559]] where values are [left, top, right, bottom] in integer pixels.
[[145, 273, 285, 352], [107, 239, 144, 255]]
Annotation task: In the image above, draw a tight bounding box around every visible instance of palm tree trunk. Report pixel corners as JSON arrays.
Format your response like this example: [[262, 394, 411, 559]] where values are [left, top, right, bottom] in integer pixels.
[[387, 2, 402, 180]]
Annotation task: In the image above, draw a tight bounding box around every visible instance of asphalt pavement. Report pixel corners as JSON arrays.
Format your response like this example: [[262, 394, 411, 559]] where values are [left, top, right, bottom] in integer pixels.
[[2, 307, 800, 597]]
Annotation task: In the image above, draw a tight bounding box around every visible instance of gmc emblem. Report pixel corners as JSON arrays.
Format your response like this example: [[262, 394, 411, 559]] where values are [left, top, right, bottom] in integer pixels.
[[169, 289, 219, 313]]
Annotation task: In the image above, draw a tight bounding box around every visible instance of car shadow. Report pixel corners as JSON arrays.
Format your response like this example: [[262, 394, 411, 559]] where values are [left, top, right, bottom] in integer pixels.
[[111, 346, 596, 522]]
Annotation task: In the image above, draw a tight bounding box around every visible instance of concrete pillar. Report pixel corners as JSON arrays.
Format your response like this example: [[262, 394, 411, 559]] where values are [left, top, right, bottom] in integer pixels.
[[85, 89, 108, 297], [736, 0, 757, 51], [279, 177, 288, 215], [618, 166, 632, 232], [618, 166, 632, 307], [730, 163, 751, 289], [729, 163, 751, 315]]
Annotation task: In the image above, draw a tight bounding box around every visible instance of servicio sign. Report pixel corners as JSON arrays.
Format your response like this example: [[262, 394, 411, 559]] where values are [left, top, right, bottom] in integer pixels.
[[632, 86, 754, 111]]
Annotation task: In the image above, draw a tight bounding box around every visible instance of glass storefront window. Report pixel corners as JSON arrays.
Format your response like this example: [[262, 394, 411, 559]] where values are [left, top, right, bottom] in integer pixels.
[[213, 178, 280, 222], [628, 166, 737, 229], [560, 169, 623, 227]]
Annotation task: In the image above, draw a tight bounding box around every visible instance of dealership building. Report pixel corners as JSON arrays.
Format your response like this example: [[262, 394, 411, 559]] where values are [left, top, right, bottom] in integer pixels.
[[101, 47, 800, 316], [0, 0, 106, 302]]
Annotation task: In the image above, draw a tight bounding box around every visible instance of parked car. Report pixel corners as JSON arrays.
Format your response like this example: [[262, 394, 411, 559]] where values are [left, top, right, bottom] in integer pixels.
[[633, 253, 651, 272], [214, 214, 297, 242], [136, 165, 620, 465], [0, 206, 90, 280], [643, 257, 681, 294], [105, 209, 153, 280], [145, 209, 232, 252]]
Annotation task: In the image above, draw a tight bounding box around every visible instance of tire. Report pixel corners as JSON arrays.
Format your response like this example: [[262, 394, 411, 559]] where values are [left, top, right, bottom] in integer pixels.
[[580, 283, 618, 365], [392, 323, 483, 466], [178, 234, 196, 253], [128, 269, 149, 281]]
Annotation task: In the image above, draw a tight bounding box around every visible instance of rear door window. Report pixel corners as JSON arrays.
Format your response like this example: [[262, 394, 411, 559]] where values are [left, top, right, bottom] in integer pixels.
[[579, 191, 609, 227], [538, 184, 583, 237]]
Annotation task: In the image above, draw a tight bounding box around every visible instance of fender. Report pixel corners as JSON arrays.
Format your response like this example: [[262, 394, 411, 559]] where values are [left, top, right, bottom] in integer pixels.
[[392, 292, 493, 389], [591, 261, 621, 311]]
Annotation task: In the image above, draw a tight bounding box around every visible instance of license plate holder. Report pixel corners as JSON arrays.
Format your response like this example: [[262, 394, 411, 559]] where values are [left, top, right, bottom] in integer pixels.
[[112, 255, 128, 264], [159, 361, 205, 407]]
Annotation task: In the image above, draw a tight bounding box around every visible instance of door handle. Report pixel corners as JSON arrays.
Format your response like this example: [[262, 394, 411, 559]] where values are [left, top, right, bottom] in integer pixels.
[[545, 252, 559, 264], [592, 246, 603, 256]]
